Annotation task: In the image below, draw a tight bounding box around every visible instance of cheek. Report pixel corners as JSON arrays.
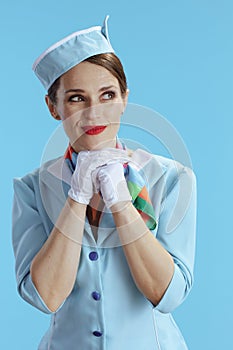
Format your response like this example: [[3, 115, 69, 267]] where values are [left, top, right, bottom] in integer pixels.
[[56, 98, 80, 118], [61, 112, 84, 142], [61, 110, 83, 125], [104, 101, 123, 119]]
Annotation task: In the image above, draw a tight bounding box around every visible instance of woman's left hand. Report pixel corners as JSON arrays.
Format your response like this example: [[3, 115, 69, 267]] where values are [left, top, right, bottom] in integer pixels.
[[93, 162, 132, 209]]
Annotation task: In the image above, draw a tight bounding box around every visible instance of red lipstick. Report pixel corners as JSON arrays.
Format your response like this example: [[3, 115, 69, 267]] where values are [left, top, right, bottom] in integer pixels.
[[83, 126, 107, 135]]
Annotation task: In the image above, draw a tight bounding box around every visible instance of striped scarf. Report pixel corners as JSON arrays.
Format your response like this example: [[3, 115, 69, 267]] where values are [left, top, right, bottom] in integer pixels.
[[64, 140, 157, 230]]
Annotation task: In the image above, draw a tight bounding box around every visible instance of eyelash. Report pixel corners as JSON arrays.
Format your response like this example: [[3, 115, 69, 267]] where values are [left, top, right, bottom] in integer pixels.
[[68, 91, 116, 103], [102, 91, 116, 100], [68, 95, 84, 102]]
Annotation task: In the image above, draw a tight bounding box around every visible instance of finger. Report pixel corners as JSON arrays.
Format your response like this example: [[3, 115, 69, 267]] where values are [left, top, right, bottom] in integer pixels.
[[91, 168, 100, 193]]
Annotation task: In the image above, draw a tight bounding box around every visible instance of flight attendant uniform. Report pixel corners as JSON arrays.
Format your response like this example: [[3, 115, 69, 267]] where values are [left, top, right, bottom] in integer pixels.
[[12, 148, 196, 349]]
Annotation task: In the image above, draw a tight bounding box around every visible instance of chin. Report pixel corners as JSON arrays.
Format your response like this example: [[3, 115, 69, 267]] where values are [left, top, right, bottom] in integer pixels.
[[71, 135, 117, 152]]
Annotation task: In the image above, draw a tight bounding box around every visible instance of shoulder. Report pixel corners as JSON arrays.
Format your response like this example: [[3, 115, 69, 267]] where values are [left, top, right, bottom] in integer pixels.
[[13, 157, 63, 192], [153, 153, 196, 187], [130, 148, 196, 190]]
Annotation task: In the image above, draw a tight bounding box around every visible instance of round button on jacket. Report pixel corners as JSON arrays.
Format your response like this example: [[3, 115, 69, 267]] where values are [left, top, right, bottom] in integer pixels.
[[92, 291, 101, 301], [89, 251, 98, 261], [93, 331, 102, 337]]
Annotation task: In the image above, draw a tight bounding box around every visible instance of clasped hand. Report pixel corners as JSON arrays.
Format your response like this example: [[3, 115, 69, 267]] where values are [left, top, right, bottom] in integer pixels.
[[68, 148, 132, 208]]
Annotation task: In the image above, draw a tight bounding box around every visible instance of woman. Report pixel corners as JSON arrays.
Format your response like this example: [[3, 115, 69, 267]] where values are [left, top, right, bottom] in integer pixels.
[[12, 16, 196, 349]]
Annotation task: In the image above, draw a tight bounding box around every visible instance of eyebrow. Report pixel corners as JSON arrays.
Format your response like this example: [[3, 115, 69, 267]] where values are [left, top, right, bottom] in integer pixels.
[[65, 85, 118, 94]]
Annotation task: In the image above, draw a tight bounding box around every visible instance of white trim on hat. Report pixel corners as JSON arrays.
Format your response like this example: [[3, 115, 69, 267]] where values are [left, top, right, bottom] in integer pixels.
[[32, 25, 101, 71]]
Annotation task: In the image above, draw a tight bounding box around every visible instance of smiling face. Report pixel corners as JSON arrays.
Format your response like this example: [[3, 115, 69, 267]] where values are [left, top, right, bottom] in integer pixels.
[[46, 61, 128, 152]]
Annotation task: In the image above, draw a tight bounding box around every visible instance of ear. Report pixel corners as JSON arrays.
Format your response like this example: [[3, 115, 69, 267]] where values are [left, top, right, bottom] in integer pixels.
[[122, 89, 129, 114], [45, 95, 61, 120]]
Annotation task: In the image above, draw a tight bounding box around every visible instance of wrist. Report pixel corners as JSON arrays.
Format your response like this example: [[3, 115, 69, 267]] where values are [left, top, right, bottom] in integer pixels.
[[54, 197, 87, 244], [68, 188, 91, 205], [110, 200, 132, 215], [67, 196, 87, 211]]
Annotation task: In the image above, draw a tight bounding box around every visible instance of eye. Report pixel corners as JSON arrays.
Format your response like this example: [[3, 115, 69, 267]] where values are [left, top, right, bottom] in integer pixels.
[[102, 91, 116, 101], [68, 95, 85, 102]]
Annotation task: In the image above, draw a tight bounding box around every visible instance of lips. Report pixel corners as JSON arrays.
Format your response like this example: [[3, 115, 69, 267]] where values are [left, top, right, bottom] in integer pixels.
[[83, 125, 107, 135]]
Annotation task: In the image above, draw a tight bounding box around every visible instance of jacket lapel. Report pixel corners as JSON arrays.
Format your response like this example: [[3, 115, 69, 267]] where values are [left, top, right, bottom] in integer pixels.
[[39, 157, 95, 242]]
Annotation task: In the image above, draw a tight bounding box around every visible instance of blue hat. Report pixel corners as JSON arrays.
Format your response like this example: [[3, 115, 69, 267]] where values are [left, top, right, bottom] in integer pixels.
[[32, 15, 114, 90]]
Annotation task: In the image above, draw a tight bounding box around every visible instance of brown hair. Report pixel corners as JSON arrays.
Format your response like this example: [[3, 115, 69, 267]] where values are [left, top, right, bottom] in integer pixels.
[[47, 53, 127, 104]]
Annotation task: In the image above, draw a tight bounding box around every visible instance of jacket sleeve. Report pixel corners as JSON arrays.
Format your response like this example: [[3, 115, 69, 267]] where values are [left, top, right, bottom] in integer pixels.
[[12, 176, 56, 314], [153, 165, 197, 313]]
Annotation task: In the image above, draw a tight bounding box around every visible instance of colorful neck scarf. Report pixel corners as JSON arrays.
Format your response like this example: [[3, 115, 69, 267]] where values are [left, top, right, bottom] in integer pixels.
[[64, 140, 157, 230]]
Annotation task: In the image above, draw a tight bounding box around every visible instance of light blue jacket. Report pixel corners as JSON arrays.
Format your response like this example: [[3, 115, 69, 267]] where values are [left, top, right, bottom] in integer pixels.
[[12, 149, 196, 350]]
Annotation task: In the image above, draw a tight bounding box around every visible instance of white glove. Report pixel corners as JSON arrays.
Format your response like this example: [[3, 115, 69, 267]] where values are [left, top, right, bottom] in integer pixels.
[[68, 148, 131, 204], [94, 162, 132, 208], [68, 151, 94, 204], [88, 148, 131, 167]]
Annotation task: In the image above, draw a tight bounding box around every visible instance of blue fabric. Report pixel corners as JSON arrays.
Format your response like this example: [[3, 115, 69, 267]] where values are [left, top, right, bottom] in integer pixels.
[[33, 16, 114, 90], [12, 149, 196, 349]]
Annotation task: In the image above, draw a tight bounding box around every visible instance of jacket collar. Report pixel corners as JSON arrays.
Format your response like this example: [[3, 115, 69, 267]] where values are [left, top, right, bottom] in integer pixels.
[[39, 149, 166, 246], [41, 148, 166, 188]]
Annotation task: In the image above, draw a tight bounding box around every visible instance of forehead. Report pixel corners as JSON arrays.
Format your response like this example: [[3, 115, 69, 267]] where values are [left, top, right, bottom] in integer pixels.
[[59, 61, 119, 89]]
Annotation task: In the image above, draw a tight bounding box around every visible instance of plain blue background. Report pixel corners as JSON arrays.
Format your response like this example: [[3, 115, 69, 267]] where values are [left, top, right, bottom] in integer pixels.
[[1, 1, 232, 349]]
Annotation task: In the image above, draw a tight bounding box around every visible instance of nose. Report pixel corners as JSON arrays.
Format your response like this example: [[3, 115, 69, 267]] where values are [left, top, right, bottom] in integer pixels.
[[83, 101, 102, 121]]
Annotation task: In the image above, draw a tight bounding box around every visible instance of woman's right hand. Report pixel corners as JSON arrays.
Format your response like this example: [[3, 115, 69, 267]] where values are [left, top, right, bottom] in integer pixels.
[[68, 151, 94, 204]]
